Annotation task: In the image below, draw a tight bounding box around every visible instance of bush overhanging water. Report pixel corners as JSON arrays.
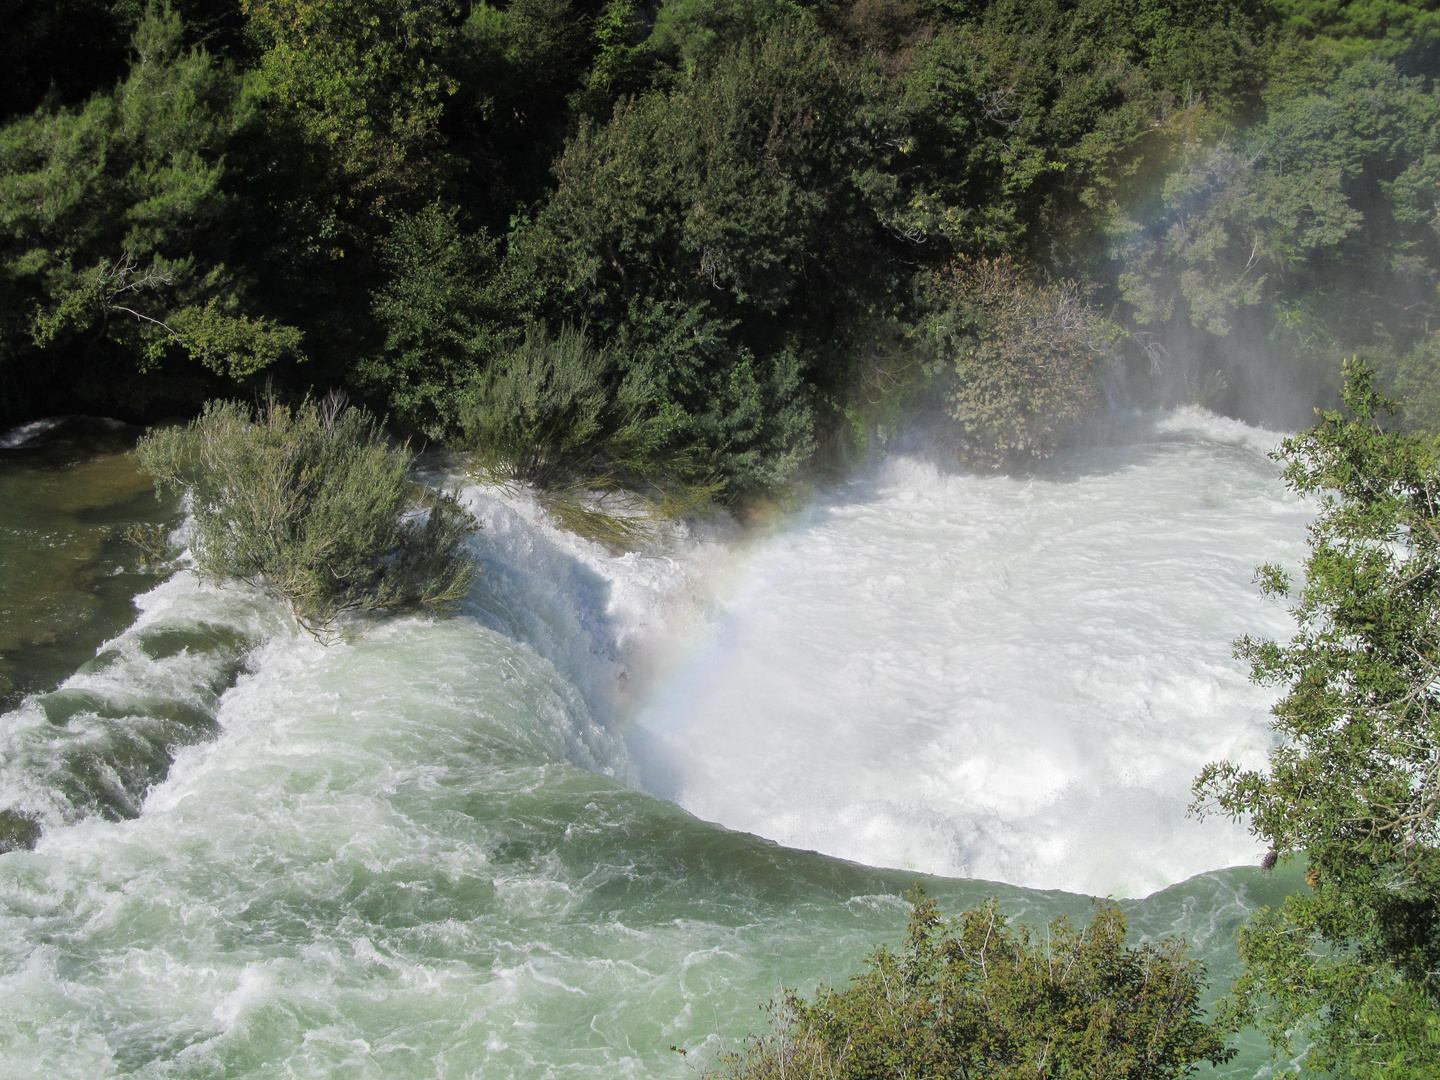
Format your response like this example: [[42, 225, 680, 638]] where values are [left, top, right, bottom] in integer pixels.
[[133, 395, 477, 637]]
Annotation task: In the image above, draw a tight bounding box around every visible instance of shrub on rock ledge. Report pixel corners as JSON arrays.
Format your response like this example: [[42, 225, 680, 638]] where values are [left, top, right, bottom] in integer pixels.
[[133, 395, 477, 638]]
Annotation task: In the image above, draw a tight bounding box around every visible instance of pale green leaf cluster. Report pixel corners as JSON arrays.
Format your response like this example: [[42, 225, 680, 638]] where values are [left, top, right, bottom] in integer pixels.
[[1195, 359, 1440, 1075], [133, 396, 477, 638], [926, 257, 1118, 465]]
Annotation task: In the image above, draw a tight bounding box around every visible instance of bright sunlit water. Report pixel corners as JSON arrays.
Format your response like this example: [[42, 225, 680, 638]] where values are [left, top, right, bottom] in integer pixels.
[[626, 408, 1311, 898], [0, 409, 1310, 1077]]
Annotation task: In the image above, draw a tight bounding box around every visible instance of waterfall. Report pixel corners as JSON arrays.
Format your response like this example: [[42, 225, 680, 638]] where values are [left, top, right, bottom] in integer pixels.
[[0, 408, 1307, 1077]]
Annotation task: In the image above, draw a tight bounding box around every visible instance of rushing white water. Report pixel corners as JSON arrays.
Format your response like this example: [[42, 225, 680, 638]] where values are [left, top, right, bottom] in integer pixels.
[[1, 572, 1114, 1079], [0, 407, 1311, 1077], [624, 409, 1311, 897]]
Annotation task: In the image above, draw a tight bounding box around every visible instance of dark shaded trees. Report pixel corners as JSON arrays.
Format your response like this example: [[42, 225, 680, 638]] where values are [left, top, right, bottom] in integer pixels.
[[0, 6, 297, 418], [502, 18, 896, 489], [7, 0, 1440, 485]]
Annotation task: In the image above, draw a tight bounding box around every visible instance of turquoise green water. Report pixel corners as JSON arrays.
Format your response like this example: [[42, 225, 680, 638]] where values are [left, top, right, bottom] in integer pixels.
[[0, 413, 1306, 1077]]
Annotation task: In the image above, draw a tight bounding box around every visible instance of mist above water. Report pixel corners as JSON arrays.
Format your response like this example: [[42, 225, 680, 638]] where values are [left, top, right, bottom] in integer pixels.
[[621, 408, 1310, 897]]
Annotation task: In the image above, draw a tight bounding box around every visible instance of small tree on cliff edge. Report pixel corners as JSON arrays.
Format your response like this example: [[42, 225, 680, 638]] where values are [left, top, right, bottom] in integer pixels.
[[1194, 358, 1440, 1076]]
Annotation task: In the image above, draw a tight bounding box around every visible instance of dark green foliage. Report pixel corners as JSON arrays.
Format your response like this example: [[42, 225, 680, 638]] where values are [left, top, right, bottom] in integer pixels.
[[213, 0, 467, 395], [461, 323, 620, 485], [647, 0, 806, 69], [442, 1, 591, 231], [517, 18, 870, 329], [708, 892, 1233, 1080], [878, 0, 1270, 268], [505, 18, 888, 489], [0, 5, 298, 419], [571, 0, 650, 119], [1193, 360, 1440, 1076], [360, 202, 503, 438], [7, 0, 1440, 490], [240, 0, 459, 213], [0, 0, 137, 121], [460, 323, 722, 535], [0, 0, 250, 122], [1273, 0, 1440, 69], [133, 395, 477, 636]]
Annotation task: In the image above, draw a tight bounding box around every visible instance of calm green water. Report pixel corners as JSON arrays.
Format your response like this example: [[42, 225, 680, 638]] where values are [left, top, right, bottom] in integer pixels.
[[0, 418, 175, 713], [0, 412, 1306, 1078]]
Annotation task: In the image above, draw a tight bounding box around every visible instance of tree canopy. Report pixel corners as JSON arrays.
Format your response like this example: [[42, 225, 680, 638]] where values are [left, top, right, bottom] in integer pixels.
[[6, 1, 1440, 481], [1194, 359, 1440, 1075]]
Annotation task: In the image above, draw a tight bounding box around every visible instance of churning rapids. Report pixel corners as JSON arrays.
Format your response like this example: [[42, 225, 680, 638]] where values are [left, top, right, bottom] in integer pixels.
[[0, 409, 1312, 1078]]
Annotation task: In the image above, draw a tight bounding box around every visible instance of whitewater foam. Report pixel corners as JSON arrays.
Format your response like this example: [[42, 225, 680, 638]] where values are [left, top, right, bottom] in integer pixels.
[[2, 408, 1306, 899], [410, 410, 1310, 899], [613, 410, 1311, 897], [0, 412, 1311, 1076]]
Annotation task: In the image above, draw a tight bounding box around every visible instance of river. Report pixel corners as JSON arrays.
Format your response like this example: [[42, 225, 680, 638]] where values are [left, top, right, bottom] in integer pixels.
[[0, 410, 1310, 1077]]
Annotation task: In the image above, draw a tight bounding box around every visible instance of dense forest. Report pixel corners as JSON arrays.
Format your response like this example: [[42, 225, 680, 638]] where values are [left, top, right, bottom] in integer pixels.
[[6, 0, 1440, 497]]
